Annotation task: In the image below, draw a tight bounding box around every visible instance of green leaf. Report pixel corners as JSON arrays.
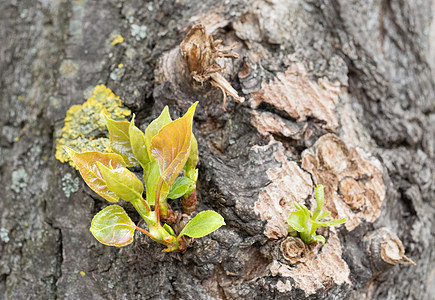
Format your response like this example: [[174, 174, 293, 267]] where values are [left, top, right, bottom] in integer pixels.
[[167, 176, 194, 199], [145, 106, 172, 161], [96, 162, 144, 202], [315, 185, 324, 205], [313, 184, 324, 220], [287, 210, 309, 233], [294, 202, 311, 218], [288, 228, 298, 237], [315, 211, 331, 222], [90, 205, 136, 247], [63, 147, 125, 202], [163, 223, 175, 236], [313, 218, 347, 227], [184, 134, 199, 180], [144, 161, 169, 206], [151, 102, 198, 186], [105, 115, 137, 167], [185, 180, 197, 199], [179, 210, 225, 238], [129, 115, 149, 168], [311, 235, 326, 245]]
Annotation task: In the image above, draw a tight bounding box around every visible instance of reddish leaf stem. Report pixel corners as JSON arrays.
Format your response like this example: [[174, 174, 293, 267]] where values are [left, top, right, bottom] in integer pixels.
[[141, 196, 151, 212], [135, 226, 154, 239]]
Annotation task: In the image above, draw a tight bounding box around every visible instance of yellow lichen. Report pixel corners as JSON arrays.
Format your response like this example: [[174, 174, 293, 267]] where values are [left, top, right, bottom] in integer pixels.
[[110, 34, 124, 45], [118, 63, 124, 68], [55, 85, 131, 168]]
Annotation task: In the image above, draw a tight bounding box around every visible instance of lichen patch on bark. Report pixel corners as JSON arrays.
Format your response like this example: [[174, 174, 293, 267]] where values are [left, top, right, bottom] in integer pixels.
[[301, 134, 385, 231], [254, 146, 312, 239], [269, 232, 351, 295], [250, 62, 340, 131], [55, 85, 131, 168]]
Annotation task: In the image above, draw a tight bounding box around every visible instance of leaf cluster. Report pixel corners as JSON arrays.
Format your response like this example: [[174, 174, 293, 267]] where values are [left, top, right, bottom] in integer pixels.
[[287, 185, 346, 245], [65, 102, 225, 252]]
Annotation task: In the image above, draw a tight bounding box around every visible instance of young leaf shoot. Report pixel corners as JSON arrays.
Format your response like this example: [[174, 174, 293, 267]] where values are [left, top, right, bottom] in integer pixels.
[[288, 185, 346, 245], [64, 102, 225, 252]]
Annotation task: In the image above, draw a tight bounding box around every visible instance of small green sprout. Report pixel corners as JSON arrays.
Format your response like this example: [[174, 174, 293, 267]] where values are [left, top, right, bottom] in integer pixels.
[[287, 185, 346, 245], [64, 102, 225, 252]]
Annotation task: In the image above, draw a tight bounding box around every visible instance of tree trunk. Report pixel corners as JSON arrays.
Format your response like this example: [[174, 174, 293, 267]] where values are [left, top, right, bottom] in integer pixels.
[[1, 0, 433, 299]]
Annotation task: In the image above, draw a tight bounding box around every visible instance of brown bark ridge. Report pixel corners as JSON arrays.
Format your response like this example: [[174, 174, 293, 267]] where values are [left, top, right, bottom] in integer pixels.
[[0, 0, 433, 299]]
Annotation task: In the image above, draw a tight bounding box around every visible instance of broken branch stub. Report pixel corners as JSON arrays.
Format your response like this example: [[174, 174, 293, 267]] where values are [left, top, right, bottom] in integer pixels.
[[180, 23, 245, 109], [365, 227, 416, 275]]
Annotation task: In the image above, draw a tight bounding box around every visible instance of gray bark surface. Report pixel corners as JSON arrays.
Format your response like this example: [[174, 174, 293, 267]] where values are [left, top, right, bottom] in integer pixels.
[[0, 0, 433, 299]]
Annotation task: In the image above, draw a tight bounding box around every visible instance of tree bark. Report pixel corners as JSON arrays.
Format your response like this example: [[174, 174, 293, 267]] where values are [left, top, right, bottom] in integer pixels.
[[1, 0, 433, 299]]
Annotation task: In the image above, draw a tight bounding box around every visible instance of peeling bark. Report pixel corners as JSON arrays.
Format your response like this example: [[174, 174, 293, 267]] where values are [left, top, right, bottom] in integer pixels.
[[251, 63, 341, 131], [301, 134, 385, 231]]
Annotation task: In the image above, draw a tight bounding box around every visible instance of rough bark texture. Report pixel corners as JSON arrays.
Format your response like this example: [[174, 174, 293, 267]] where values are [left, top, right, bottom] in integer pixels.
[[1, 0, 434, 299]]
